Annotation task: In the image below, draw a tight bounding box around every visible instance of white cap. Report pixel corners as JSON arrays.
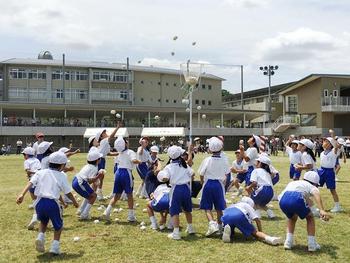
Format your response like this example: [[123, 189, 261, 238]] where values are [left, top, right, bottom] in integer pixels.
[[88, 136, 95, 144], [337, 137, 346, 146], [114, 136, 125, 153], [95, 129, 106, 141], [37, 141, 53, 154], [299, 139, 315, 150], [22, 147, 35, 155], [303, 171, 320, 185], [157, 170, 169, 182], [178, 139, 184, 144], [167, 145, 183, 159], [291, 140, 300, 145], [253, 134, 261, 148], [49, 151, 68, 164], [208, 137, 223, 152], [150, 145, 159, 153], [241, 196, 255, 208], [325, 137, 337, 149], [87, 150, 103, 162], [58, 147, 69, 153], [256, 154, 271, 165]]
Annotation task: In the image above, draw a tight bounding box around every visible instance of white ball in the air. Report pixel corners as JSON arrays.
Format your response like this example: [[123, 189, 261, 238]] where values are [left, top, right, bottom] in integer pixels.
[[111, 110, 116, 115], [116, 113, 121, 118]]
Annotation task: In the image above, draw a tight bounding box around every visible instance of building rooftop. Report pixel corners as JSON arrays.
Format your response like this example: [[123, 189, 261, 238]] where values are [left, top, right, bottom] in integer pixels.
[[0, 57, 224, 81]]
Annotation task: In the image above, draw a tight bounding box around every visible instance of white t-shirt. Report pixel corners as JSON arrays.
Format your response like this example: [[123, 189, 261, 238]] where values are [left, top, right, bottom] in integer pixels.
[[245, 147, 258, 167], [75, 164, 98, 184], [231, 159, 248, 174], [137, 147, 151, 162], [198, 155, 231, 181], [153, 184, 171, 204], [301, 152, 317, 171], [286, 146, 302, 165], [114, 155, 119, 164], [118, 149, 137, 170], [320, 150, 337, 168], [41, 156, 50, 169], [30, 169, 72, 200], [32, 141, 40, 156], [250, 168, 273, 186], [98, 138, 110, 157], [230, 202, 258, 223], [24, 157, 41, 173], [279, 180, 319, 201], [161, 162, 192, 185]]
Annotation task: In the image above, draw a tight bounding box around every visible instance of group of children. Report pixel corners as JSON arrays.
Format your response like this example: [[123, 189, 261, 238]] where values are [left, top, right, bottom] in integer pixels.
[[16, 127, 346, 255]]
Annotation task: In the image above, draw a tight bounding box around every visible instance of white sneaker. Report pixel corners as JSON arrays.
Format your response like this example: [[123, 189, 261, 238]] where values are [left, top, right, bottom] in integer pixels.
[[80, 213, 91, 220], [167, 219, 174, 230], [96, 190, 104, 201], [284, 239, 293, 250], [265, 236, 282, 245], [330, 205, 343, 213], [28, 204, 34, 209], [76, 209, 82, 216], [27, 215, 37, 230], [35, 238, 45, 253], [49, 242, 61, 255], [267, 209, 276, 219], [308, 242, 321, 252], [167, 232, 181, 240], [159, 224, 166, 231], [205, 222, 219, 237], [150, 223, 158, 230], [222, 225, 231, 243], [185, 225, 196, 234], [127, 215, 137, 222], [102, 211, 110, 221]]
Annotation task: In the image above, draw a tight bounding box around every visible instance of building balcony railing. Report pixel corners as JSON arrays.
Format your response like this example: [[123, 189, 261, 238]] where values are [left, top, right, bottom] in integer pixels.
[[321, 96, 350, 112]]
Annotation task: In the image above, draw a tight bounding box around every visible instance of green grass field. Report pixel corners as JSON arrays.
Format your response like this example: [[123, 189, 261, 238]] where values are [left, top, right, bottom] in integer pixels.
[[1, 153, 350, 263]]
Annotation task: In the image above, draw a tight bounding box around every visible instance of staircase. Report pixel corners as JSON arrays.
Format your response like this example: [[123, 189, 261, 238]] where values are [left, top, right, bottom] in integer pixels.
[[272, 115, 300, 133]]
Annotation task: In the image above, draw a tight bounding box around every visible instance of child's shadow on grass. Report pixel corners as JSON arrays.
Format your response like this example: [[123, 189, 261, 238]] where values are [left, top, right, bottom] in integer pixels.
[[37, 251, 84, 262], [290, 244, 339, 259]]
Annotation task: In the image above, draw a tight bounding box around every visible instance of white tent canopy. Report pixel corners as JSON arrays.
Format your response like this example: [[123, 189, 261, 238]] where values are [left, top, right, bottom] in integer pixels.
[[83, 128, 129, 138], [141, 127, 185, 137]]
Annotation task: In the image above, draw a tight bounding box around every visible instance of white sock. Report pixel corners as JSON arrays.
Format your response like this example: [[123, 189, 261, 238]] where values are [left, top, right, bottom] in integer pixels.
[[105, 205, 113, 216], [128, 209, 135, 216], [209, 220, 216, 225], [173, 227, 180, 234], [265, 235, 272, 242], [79, 199, 88, 212], [37, 232, 45, 241], [187, 223, 193, 229], [307, 235, 316, 244], [82, 203, 92, 216], [286, 233, 293, 242], [334, 202, 340, 207], [150, 216, 157, 225], [32, 213, 37, 221], [52, 240, 60, 247]]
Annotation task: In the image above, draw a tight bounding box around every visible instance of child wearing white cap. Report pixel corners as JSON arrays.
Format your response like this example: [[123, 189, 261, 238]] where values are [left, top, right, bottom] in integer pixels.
[[245, 155, 276, 219], [158, 145, 195, 240], [147, 183, 171, 230], [198, 137, 230, 237], [318, 136, 343, 213], [136, 137, 151, 199], [221, 197, 281, 245], [228, 149, 248, 197], [22, 147, 41, 230], [72, 149, 105, 219], [103, 136, 140, 222], [279, 171, 329, 251], [144, 145, 162, 197], [37, 141, 54, 169], [295, 139, 317, 173], [16, 152, 79, 255], [285, 136, 302, 180], [95, 122, 121, 200], [240, 135, 260, 185]]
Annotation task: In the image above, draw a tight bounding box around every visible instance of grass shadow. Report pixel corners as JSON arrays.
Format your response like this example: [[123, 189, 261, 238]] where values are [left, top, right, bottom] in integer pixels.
[[37, 251, 84, 262], [290, 244, 339, 259]]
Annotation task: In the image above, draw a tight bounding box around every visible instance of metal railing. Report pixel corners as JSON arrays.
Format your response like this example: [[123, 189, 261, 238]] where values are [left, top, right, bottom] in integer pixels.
[[322, 96, 350, 112], [272, 114, 300, 131]]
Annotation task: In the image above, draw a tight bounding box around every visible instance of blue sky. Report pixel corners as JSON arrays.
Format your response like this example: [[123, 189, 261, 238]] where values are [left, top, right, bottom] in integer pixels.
[[0, 0, 349, 93]]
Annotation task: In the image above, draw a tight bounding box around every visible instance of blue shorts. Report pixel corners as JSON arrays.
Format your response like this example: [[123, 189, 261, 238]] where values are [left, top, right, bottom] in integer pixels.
[[113, 168, 133, 194], [279, 191, 310, 219], [35, 198, 63, 231], [72, 177, 94, 199], [289, 164, 301, 179], [236, 172, 247, 184], [245, 166, 254, 185], [113, 163, 118, 174], [169, 184, 192, 216], [251, 185, 273, 207], [225, 173, 231, 192], [272, 173, 280, 185], [200, 179, 226, 211], [98, 157, 106, 170], [151, 194, 169, 212], [318, 167, 336, 189], [136, 162, 148, 180], [221, 207, 256, 237]]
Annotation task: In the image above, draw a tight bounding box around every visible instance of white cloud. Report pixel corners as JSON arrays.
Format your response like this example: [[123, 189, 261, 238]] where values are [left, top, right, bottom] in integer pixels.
[[254, 28, 348, 62], [223, 0, 269, 8]]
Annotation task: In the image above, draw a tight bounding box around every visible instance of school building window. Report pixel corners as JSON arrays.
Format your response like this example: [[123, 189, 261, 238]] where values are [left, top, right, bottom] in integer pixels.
[[141, 98, 144, 102], [202, 100, 206, 105], [323, 89, 329, 97], [56, 89, 63, 99], [208, 100, 212, 106], [75, 72, 88, 81], [166, 99, 169, 103], [158, 82, 161, 85], [208, 85, 212, 90], [120, 90, 128, 100], [333, 90, 338, 97], [202, 84, 206, 89], [173, 99, 177, 103], [256, 97, 264, 103], [166, 82, 169, 86], [173, 83, 177, 87], [28, 69, 47, 80], [79, 90, 87, 99], [141, 80, 144, 84], [52, 70, 62, 80], [195, 99, 199, 104], [9, 68, 27, 79], [286, 95, 298, 113]]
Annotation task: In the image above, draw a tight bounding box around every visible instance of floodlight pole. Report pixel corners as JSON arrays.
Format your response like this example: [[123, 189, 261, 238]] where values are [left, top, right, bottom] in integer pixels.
[[187, 61, 193, 144]]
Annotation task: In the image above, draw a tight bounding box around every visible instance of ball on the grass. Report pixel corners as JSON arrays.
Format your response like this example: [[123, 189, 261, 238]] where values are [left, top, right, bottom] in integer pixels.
[[142, 208, 147, 213], [113, 208, 119, 213], [118, 208, 123, 212], [140, 226, 146, 231], [135, 203, 139, 207], [97, 207, 103, 211], [140, 221, 146, 226], [94, 219, 100, 224], [73, 236, 80, 242], [115, 218, 120, 222], [111, 110, 116, 115]]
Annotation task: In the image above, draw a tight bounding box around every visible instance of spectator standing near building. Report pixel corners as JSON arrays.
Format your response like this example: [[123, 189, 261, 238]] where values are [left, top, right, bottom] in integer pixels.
[[16, 139, 23, 154]]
